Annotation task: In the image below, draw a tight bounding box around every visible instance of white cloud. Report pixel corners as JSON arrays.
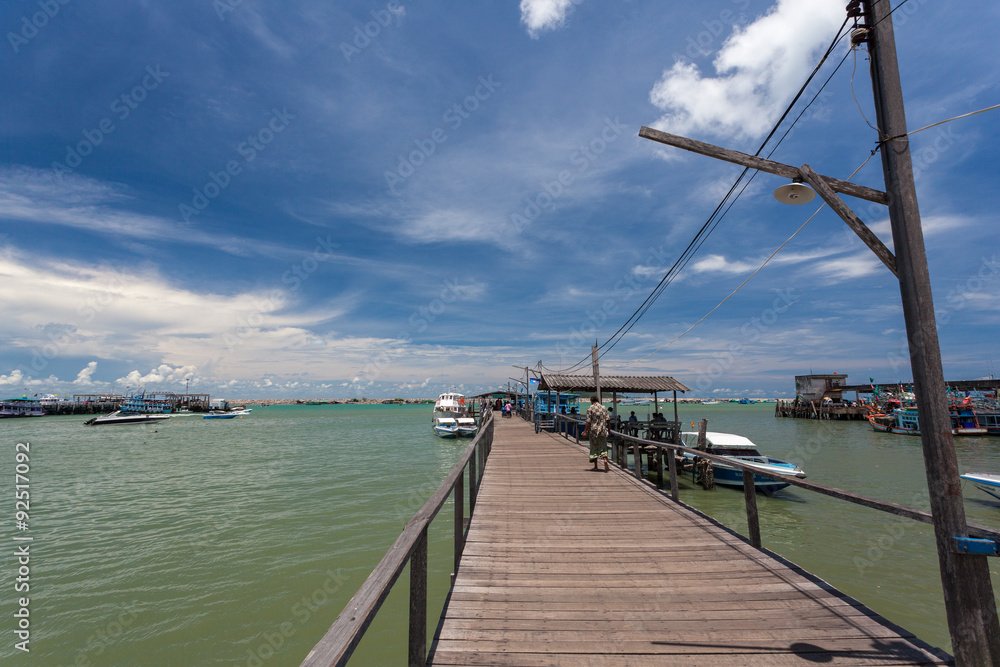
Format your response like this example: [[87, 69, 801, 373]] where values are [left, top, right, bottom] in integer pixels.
[[649, 0, 844, 140], [116, 364, 198, 388], [0, 369, 26, 386], [73, 362, 98, 385], [520, 0, 580, 38], [690, 254, 757, 275]]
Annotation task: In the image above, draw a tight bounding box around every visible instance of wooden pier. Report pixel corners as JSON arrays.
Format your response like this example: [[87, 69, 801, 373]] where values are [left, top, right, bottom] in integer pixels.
[[427, 417, 950, 666], [774, 398, 869, 421]]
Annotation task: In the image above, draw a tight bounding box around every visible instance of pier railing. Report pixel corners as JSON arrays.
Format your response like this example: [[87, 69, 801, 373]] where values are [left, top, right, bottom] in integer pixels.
[[552, 414, 1000, 551], [301, 409, 494, 667]]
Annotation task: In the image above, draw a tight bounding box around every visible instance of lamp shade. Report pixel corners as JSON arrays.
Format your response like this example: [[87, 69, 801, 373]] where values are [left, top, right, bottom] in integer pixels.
[[773, 181, 816, 205]]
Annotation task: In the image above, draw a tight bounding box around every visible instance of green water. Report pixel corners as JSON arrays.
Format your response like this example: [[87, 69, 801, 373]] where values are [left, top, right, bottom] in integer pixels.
[[1, 403, 998, 664]]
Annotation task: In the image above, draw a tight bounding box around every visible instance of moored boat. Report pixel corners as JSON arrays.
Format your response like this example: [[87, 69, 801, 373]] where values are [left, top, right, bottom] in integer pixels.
[[868, 404, 987, 436], [1, 398, 46, 418], [961, 473, 1000, 501], [679, 431, 805, 493], [456, 417, 478, 437], [433, 417, 459, 438]]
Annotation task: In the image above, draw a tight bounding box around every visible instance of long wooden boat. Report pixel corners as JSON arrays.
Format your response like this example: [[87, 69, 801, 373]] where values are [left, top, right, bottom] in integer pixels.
[[868, 404, 987, 435]]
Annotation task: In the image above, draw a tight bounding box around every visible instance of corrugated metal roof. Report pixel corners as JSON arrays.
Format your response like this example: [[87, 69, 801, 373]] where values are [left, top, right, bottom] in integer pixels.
[[537, 374, 690, 393]]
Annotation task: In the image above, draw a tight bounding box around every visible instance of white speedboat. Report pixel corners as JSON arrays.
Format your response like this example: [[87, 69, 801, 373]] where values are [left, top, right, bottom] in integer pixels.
[[679, 431, 805, 493], [204, 411, 238, 419], [433, 417, 459, 438], [456, 417, 478, 437], [84, 411, 171, 426], [961, 473, 1000, 501]]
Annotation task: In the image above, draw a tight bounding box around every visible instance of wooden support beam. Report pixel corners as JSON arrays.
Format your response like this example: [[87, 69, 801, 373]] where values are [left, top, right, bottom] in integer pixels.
[[798, 164, 897, 277], [639, 126, 888, 205]]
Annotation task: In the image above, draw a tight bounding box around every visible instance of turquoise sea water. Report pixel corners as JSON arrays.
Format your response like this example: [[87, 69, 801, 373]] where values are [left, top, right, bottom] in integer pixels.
[[1, 402, 998, 664]]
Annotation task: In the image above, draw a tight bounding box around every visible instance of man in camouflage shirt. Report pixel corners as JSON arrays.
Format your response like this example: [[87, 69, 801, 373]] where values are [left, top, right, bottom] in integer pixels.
[[584, 395, 610, 471]]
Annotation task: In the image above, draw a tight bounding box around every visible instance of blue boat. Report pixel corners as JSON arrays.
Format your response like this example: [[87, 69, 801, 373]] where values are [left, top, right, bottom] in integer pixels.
[[679, 431, 805, 493], [204, 412, 238, 420], [432, 417, 459, 438]]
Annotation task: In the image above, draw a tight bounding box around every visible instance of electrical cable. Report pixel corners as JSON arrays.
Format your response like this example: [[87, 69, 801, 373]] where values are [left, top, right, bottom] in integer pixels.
[[542, 16, 852, 375], [610, 148, 881, 368]]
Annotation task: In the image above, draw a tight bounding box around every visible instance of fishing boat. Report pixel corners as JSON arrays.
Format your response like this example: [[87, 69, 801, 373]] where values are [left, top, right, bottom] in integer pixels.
[[456, 417, 478, 437], [701, 399, 720, 405], [960, 473, 1000, 501], [0, 398, 46, 418], [679, 431, 805, 493], [84, 411, 171, 426], [868, 404, 987, 436], [432, 417, 459, 438]]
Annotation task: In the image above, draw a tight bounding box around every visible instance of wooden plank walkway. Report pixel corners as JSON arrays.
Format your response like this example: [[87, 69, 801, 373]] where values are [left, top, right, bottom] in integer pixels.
[[428, 417, 953, 666]]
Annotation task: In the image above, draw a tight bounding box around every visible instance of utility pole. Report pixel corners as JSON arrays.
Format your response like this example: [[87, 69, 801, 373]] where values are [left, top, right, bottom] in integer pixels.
[[591, 343, 601, 402], [862, 1, 1000, 663]]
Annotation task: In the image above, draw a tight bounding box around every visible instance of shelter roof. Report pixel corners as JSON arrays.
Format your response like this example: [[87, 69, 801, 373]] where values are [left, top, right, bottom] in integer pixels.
[[537, 374, 690, 394]]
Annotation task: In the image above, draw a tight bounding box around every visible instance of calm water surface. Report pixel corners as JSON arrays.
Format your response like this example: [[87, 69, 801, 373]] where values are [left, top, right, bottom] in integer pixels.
[[1, 402, 998, 664]]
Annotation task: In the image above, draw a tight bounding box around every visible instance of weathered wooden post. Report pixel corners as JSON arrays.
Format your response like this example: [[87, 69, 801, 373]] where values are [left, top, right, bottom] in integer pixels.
[[454, 471, 464, 577], [742, 469, 762, 549], [409, 526, 428, 667], [863, 1, 1000, 662]]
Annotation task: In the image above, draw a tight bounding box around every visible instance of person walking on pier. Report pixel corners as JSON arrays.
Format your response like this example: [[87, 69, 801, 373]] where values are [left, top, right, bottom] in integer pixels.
[[583, 395, 610, 471]]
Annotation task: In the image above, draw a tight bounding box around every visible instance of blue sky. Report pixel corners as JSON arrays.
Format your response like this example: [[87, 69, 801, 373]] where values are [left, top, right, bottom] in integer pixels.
[[1, 0, 998, 399]]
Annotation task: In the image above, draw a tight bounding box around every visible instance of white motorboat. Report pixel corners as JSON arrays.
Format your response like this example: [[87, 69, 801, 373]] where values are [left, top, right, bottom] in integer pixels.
[[679, 431, 805, 493], [456, 417, 478, 437], [433, 417, 459, 438], [961, 473, 1000, 501], [84, 411, 171, 426]]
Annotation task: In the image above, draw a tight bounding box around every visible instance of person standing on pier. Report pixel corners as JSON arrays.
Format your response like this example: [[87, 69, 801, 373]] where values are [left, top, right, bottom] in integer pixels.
[[583, 395, 610, 472]]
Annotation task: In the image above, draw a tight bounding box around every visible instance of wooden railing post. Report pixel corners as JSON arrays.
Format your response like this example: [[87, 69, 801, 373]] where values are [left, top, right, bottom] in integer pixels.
[[633, 440, 642, 479], [454, 471, 464, 576], [668, 446, 679, 502], [469, 446, 477, 513], [409, 526, 428, 667], [742, 469, 762, 549], [656, 447, 663, 489]]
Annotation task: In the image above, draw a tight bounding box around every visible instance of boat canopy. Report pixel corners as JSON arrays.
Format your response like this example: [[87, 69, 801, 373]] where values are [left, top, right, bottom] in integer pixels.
[[680, 431, 759, 450]]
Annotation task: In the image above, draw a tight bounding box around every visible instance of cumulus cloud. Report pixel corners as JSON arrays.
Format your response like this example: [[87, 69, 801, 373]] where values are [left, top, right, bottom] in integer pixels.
[[520, 0, 580, 38], [0, 369, 26, 386], [73, 362, 98, 385], [116, 364, 199, 388], [649, 0, 844, 140]]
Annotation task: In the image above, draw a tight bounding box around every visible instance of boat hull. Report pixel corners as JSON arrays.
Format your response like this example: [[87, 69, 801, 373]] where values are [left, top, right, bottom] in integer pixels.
[[85, 412, 171, 426], [961, 473, 1000, 501]]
